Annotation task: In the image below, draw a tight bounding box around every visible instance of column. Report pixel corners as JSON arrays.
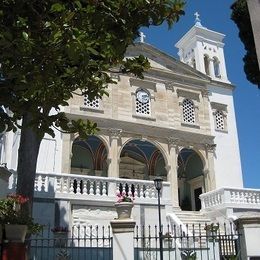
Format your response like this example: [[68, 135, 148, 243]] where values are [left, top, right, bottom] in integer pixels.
[[61, 134, 73, 173], [110, 219, 136, 260], [205, 144, 216, 191], [108, 129, 122, 178], [167, 137, 180, 209], [209, 58, 215, 78]]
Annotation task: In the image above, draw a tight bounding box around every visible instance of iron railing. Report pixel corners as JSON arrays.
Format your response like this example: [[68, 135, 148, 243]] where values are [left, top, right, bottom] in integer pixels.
[[134, 223, 241, 260], [28, 225, 113, 260]]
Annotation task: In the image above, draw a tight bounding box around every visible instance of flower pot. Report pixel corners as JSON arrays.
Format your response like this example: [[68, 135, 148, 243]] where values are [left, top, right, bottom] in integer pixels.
[[5, 224, 28, 243], [53, 232, 68, 247], [114, 202, 133, 219]]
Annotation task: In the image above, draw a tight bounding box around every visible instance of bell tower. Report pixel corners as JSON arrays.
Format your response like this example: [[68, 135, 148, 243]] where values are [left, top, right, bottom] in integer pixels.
[[175, 12, 230, 83]]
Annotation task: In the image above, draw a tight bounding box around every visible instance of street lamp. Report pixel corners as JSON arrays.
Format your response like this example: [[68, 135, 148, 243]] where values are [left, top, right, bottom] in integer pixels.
[[154, 177, 163, 260]]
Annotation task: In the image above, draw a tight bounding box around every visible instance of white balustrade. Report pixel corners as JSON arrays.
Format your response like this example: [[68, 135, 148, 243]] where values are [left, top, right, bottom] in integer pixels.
[[200, 187, 260, 210], [8, 172, 171, 204]]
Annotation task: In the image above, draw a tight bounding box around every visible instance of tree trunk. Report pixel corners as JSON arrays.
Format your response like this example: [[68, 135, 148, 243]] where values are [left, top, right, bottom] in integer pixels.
[[16, 112, 42, 217]]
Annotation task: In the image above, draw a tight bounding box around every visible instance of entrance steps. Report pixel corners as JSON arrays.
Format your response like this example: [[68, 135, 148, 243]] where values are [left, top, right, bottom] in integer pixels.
[[175, 211, 211, 228], [167, 210, 212, 237]]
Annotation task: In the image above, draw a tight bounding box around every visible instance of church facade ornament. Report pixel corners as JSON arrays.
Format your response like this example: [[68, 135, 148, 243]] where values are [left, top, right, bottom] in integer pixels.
[[165, 82, 175, 91], [201, 89, 209, 98], [167, 137, 180, 148], [205, 143, 216, 152], [109, 128, 122, 139]]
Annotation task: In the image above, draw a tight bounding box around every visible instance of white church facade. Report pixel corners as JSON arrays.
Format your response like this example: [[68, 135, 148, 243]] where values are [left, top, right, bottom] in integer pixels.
[[1, 18, 260, 232]]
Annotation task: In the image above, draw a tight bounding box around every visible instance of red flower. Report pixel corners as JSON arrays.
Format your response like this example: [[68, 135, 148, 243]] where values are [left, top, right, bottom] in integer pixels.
[[7, 194, 29, 204]]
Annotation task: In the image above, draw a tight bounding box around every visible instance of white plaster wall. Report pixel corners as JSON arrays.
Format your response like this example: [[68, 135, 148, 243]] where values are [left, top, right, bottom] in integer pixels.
[[7, 129, 62, 174], [36, 128, 62, 173], [208, 85, 243, 188]]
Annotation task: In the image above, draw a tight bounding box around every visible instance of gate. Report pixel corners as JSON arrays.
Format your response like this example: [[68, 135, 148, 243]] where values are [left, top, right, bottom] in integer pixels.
[[134, 223, 241, 260]]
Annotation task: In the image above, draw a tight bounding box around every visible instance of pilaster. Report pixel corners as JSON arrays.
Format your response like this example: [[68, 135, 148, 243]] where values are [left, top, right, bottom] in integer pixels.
[[108, 128, 122, 178], [204, 143, 216, 191]]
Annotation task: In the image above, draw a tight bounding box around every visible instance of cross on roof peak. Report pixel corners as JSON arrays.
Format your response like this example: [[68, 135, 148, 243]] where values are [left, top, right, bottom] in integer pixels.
[[194, 11, 202, 27], [139, 32, 146, 43]]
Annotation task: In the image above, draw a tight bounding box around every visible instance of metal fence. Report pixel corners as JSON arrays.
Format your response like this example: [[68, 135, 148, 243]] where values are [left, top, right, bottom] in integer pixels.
[[134, 223, 241, 260], [27, 225, 113, 260]]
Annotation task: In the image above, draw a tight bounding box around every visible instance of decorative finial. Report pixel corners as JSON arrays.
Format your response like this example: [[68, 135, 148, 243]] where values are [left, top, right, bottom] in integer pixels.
[[194, 11, 202, 27], [139, 32, 146, 43]]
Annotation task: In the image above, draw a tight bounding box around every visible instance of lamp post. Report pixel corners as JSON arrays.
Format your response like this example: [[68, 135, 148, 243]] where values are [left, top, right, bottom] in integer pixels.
[[154, 177, 163, 260]]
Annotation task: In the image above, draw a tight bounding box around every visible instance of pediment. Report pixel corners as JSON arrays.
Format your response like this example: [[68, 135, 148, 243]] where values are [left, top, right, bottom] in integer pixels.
[[126, 43, 210, 83]]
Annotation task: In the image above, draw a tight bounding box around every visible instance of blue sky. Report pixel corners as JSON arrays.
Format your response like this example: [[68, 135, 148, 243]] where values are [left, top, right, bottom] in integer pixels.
[[141, 1, 260, 188]]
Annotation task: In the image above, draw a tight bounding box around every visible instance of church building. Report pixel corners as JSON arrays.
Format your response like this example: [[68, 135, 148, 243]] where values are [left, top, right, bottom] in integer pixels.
[[1, 14, 259, 232]]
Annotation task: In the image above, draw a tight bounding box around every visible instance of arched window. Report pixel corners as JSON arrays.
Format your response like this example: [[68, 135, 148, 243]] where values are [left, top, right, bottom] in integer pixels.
[[211, 102, 228, 132], [182, 99, 195, 124], [84, 94, 100, 109], [204, 55, 210, 75], [213, 57, 220, 78], [215, 110, 225, 130], [135, 89, 151, 115]]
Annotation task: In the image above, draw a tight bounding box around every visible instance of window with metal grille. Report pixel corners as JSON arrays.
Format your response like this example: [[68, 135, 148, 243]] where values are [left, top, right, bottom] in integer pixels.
[[135, 91, 151, 115], [215, 110, 225, 130], [183, 99, 195, 124], [84, 95, 99, 109]]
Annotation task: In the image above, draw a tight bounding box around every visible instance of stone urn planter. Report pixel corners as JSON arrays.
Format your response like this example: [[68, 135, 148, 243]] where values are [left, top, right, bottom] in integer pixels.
[[5, 224, 28, 243], [114, 202, 134, 219]]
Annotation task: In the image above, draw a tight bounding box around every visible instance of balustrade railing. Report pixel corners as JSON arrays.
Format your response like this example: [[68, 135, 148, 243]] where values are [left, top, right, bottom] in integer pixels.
[[200, 187, 260, 210], [9, 172, 171, 203]]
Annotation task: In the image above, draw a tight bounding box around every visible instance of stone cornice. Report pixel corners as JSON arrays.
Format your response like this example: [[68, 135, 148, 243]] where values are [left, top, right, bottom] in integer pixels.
[[210, 102, 228, 111], [69, 115, 215, 145], [177, 89, 200, 101]]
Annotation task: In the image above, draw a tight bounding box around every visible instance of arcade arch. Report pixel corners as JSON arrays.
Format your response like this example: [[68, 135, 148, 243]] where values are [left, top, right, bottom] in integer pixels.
[[119, 139, 167, 180], [177, 148, 205, 211], [70, 136, 108, 176]]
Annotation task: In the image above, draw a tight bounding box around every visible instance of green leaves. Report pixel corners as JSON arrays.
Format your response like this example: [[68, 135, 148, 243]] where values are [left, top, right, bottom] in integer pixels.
[[22, 31, 28, 41], [0, 0, 185, 138], [231, 0, 260, 86], [51, 3, 66, 13]]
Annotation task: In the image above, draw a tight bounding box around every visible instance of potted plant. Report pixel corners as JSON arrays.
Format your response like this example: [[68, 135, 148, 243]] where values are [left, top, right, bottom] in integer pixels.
[[0, 194, 42, 243], [204, 223, 219, 238], [114, 192, 134, 219], [51, 226, 69, 247]]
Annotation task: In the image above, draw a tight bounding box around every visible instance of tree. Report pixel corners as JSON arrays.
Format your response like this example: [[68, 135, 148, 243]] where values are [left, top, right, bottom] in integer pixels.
[[231, 0, 260, 87], [0, 0, 185, 215]]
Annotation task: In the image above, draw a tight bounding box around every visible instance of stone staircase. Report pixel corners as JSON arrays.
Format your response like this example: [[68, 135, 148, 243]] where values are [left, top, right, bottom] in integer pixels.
[[174, 210, 211, 236], [166, 210, 213, 250]]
